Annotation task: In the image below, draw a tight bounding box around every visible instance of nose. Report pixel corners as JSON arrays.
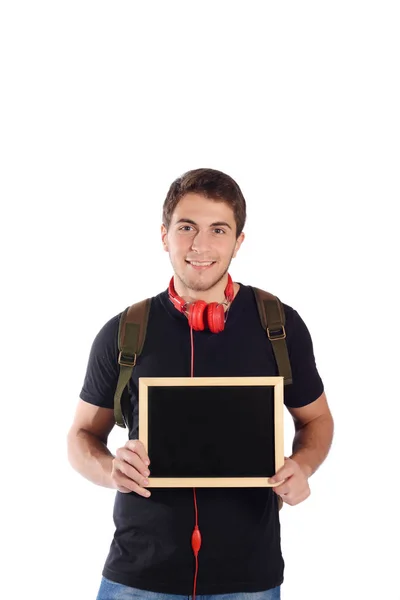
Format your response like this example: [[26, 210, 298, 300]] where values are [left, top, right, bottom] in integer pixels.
[[190, 229, 211, 254]]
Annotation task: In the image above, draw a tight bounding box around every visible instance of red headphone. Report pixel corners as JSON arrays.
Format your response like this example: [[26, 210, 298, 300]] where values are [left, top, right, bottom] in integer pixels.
[[168, 274, 235, 333]]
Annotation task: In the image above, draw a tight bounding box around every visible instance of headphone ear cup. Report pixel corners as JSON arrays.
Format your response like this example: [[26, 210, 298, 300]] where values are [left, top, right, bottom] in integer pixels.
[[188, 300, 208, 331], [206, 302, 225, 333]]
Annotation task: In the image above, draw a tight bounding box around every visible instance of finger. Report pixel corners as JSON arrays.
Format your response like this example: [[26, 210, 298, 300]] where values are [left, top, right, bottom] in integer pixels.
[[112, 461, 151, 498], [269, 477, 284, 487], [270, 463, 295, 484], [125, 440, 150, 465], [281, 487, 310, 506], [116, 447, 151, 479], [114, 471, 151, 498], [273, 484, 291, 496], [269, 473, 287, 485], [115, 481, 133, 494], [115, 455, 150, 487]]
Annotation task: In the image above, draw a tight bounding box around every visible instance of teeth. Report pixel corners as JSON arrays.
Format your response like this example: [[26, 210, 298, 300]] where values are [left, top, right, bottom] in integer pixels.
[[190, 261, 213, 266]]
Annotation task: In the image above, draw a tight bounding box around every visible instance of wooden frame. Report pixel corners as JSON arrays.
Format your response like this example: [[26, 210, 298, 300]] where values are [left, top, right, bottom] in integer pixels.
[[138, 376, 284, 488]]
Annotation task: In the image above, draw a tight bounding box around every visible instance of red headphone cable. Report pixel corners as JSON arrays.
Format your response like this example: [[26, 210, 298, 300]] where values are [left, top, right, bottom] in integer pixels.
[[190, 324, 201, 600], [175, 283, 234, 598]]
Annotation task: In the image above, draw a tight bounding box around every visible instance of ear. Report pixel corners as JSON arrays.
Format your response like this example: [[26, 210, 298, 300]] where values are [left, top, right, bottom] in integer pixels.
[[232, 232, 245, 259], [161, 224, 169, 252]]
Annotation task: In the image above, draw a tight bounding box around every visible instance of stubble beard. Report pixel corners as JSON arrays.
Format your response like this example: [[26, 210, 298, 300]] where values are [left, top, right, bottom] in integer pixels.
[[177, 267, 228, 293], [172, 250, 236, 294]]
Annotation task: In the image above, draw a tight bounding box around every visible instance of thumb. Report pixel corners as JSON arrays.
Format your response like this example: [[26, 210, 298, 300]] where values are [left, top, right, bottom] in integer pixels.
[[270, 457, 291, 483]]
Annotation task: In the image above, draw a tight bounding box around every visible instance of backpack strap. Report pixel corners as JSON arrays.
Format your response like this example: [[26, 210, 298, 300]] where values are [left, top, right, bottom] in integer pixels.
[[251, 287, 293, 385], [114, 299, 151, 428]]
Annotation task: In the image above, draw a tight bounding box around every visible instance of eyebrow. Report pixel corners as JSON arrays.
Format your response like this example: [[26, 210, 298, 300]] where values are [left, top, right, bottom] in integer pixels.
[[175, 218, 232, 230]]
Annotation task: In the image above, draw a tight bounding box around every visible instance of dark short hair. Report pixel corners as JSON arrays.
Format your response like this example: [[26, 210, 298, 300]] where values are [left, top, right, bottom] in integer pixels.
[[162, 168, 247, 238]]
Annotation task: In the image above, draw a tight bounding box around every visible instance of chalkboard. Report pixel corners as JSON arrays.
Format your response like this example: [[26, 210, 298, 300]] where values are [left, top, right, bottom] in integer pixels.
[[138, 377, 284, 487]]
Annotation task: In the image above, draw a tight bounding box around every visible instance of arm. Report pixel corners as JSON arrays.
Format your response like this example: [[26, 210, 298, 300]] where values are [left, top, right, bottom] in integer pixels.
[[288, 391, 334, 477], [69, 313, 151, 495], [67, 399, 152, 497], [270, 392, 334, 505], [67, 399, 117, 489]]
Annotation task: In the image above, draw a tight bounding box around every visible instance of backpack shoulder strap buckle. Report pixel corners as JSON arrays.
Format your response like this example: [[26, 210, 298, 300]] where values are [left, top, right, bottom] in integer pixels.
[[267, 325, 286, 341], [114, 298, 151, 428], [118, 351, 137, 368], [251, 286, 292, 385]]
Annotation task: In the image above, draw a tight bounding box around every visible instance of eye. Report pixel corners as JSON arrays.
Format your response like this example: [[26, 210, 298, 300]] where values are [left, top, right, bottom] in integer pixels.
[[213, 228, 226, 234], [179, 225, 194, 231]]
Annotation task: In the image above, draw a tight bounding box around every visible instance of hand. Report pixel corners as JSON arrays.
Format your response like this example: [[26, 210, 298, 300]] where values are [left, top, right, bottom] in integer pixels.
[[111, 440, 151, 498], [269, 456, 310, 506]]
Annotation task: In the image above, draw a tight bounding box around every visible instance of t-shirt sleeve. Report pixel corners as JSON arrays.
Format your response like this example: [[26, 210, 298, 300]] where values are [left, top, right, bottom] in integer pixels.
[[79, 314, 121, 409], [283, 308, 324, 408]]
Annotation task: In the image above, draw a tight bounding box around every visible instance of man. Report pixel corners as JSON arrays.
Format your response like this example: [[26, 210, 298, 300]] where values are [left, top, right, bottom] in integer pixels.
[[67, 168, 334, 600]]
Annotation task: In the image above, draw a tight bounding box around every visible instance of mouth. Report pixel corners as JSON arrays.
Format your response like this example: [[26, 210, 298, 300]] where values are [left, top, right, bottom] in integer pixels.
[[185, 260, 216, 271]]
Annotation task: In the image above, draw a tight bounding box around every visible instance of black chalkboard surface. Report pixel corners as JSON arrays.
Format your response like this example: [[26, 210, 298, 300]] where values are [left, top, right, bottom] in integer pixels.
[[138, 377, 284, 487]]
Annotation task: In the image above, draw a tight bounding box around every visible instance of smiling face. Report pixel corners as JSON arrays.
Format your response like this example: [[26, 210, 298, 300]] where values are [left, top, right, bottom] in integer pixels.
[[161, 193, 245, 298]]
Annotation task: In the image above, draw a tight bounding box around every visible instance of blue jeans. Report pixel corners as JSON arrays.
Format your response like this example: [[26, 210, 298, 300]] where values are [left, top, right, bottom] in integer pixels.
[[96, 577, 281, 600]]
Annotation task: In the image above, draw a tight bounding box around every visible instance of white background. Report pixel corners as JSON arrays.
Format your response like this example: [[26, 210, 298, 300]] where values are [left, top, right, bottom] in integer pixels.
[[1, 1, 399, 599]]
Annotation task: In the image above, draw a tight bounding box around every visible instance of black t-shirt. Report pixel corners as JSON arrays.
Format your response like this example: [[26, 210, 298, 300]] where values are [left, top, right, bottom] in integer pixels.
[[80, 283, 324, 595]]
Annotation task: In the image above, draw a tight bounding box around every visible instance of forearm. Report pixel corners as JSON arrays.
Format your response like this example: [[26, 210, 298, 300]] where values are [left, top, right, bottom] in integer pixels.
[[290, 414, 334, 478], [67, 429, 116, 489]]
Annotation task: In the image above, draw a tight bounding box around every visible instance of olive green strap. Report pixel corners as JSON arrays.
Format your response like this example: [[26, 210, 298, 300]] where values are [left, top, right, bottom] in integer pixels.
[[252, 287, 293, 385], [253, 287, 289, 511], [114, 299, 151, 428]]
